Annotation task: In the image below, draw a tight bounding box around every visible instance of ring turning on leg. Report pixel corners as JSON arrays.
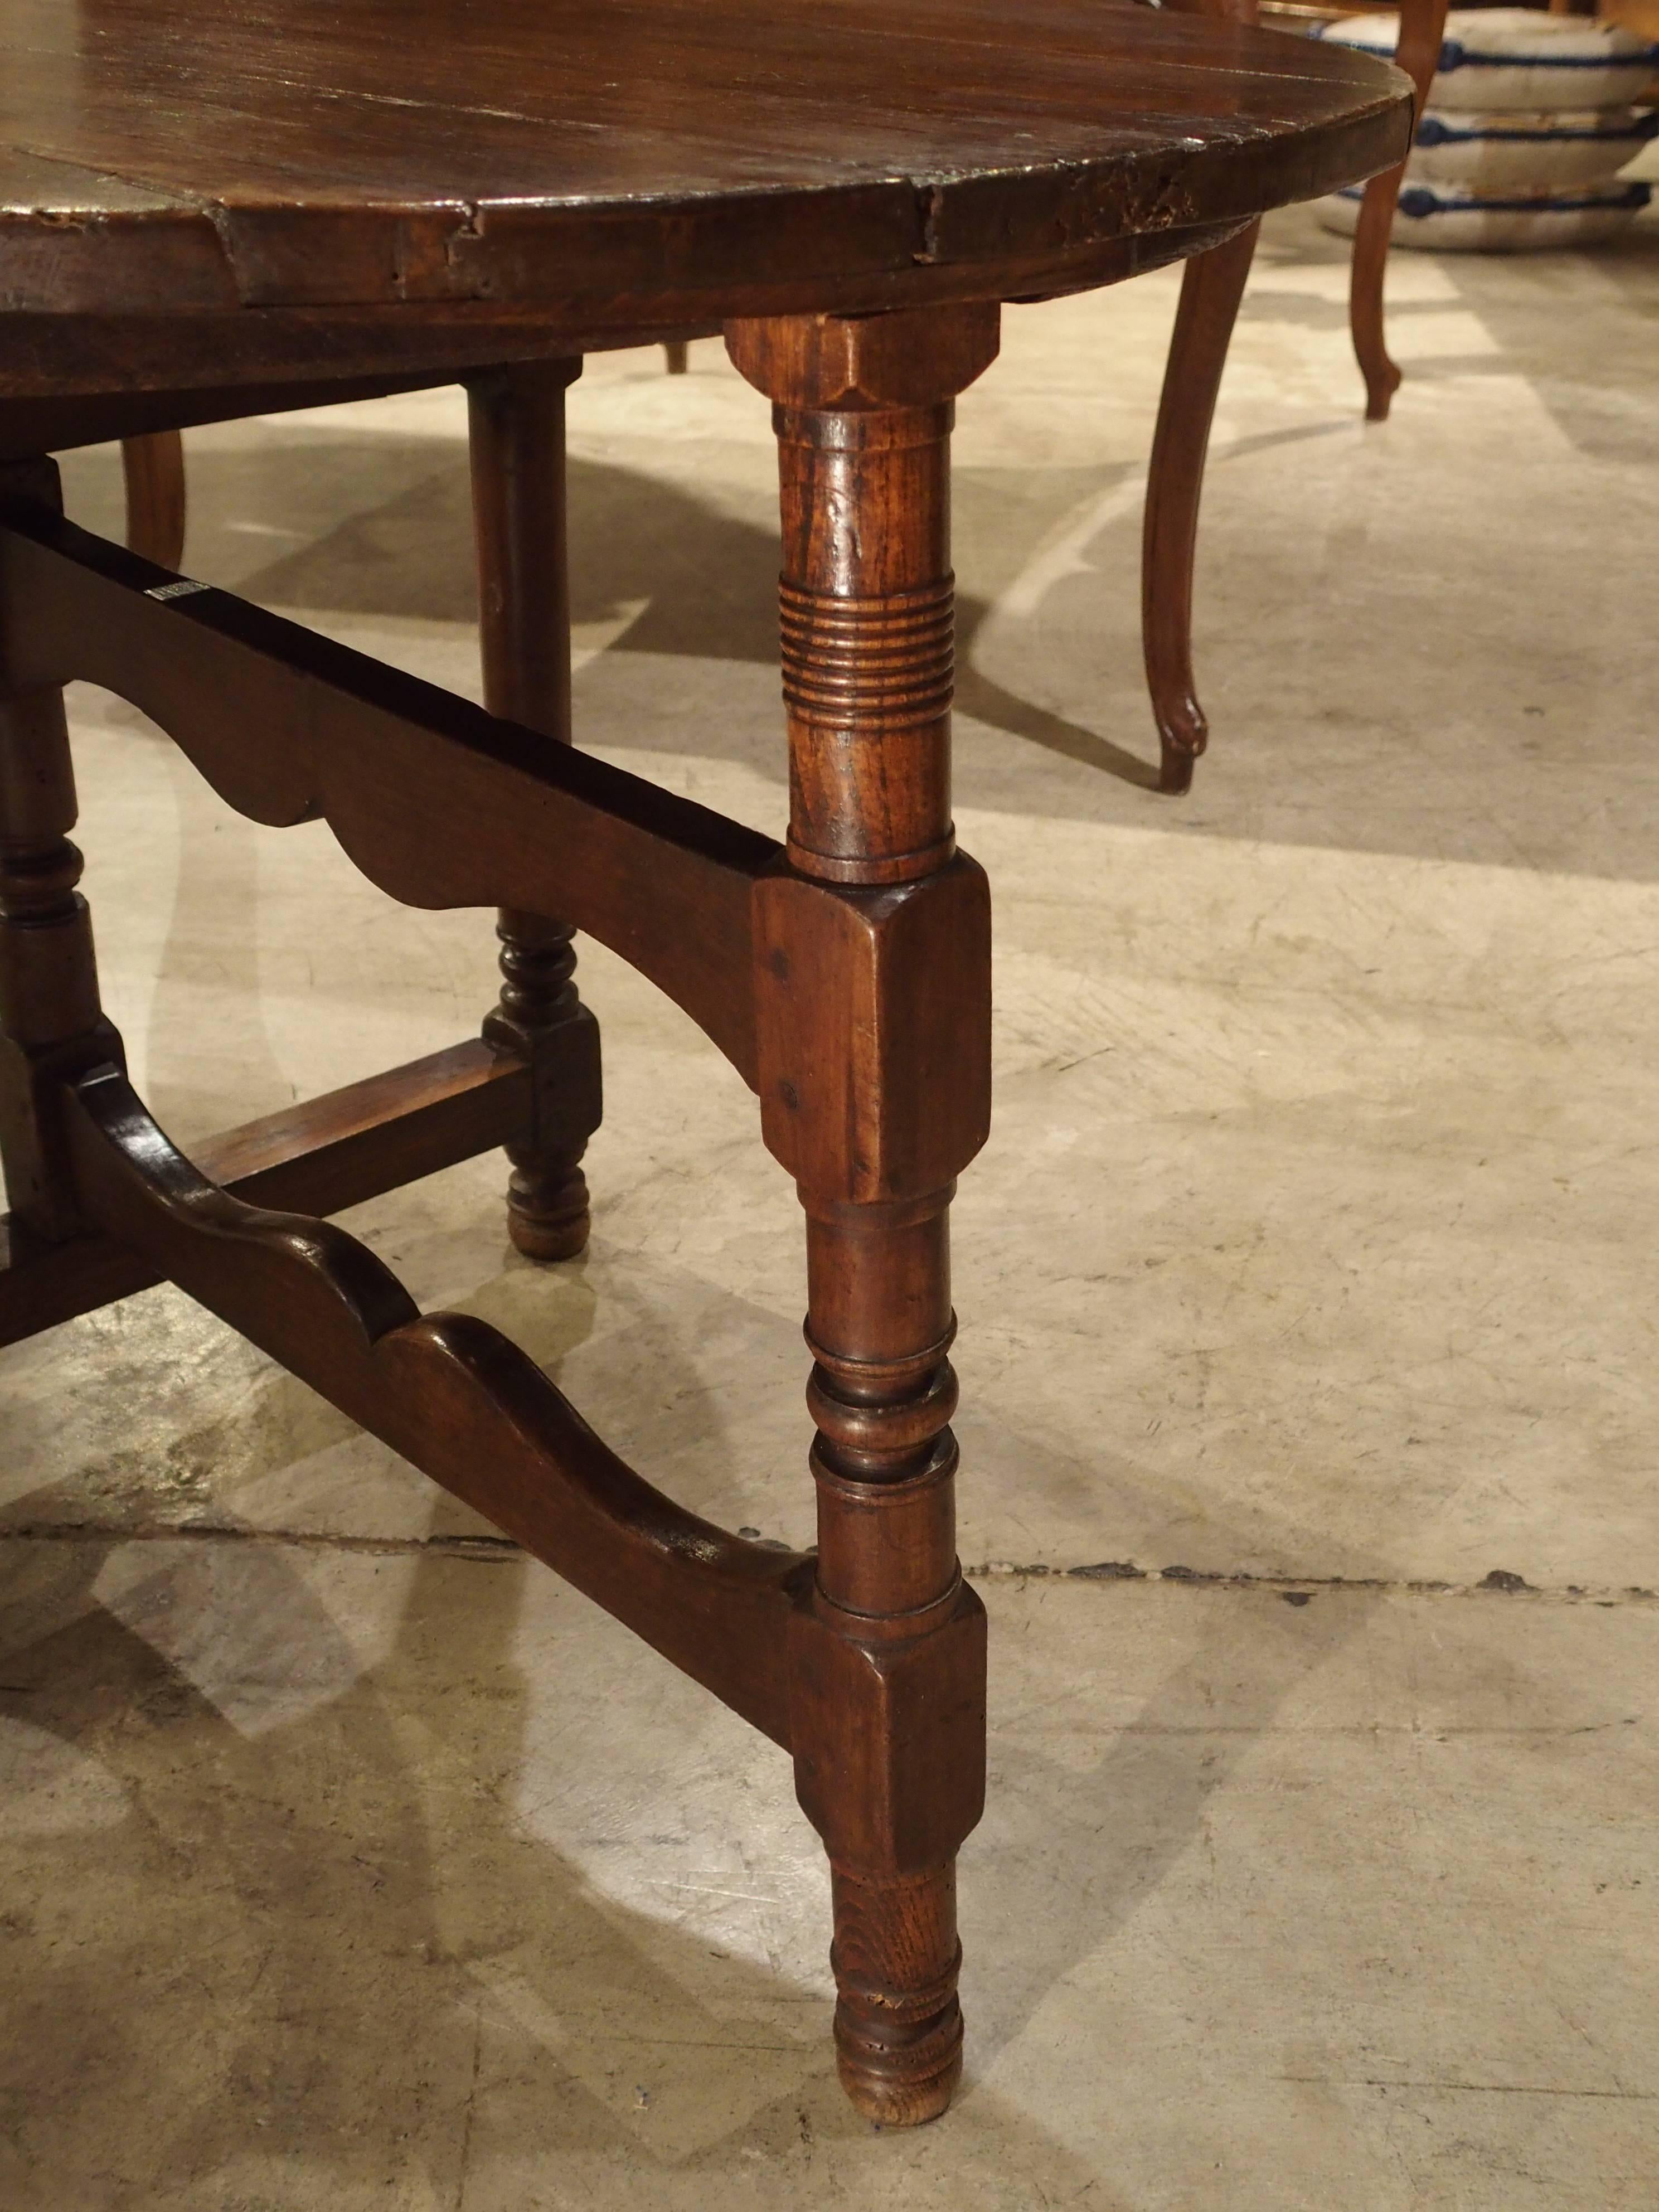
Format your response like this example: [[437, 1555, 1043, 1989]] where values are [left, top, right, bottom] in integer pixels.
[[729, 303, 998, 2126]]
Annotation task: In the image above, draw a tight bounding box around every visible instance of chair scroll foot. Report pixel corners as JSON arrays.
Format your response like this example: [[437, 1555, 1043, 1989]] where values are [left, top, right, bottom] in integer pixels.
[[120, 430, 187, 571], [1142, 217, 1260, 795], [484, 909, 600, 1262], [1350, 172, 1406, 423]]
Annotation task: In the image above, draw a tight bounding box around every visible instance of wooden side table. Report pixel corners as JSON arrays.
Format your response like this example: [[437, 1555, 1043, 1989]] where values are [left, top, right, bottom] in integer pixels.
[[0, 0, 1409, 2127]]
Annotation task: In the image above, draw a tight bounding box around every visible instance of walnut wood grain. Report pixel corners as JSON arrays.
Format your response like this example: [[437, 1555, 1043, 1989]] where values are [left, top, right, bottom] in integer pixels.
[[119, 430, 186, 569], [3, 369, 462, 460], [5, 231, 1265, 406]]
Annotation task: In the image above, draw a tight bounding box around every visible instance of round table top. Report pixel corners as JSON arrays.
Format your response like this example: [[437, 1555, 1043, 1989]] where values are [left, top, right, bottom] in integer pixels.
[[2, 0, 1408, 331]]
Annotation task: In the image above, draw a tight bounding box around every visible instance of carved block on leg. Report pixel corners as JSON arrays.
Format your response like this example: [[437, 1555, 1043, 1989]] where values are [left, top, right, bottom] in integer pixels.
[[483, 911, 601, 1260]]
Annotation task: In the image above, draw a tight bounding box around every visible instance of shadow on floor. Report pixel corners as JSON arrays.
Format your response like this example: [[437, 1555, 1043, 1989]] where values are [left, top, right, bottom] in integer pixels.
[[0, 1503, 1151, 2209], [65, 410, 1659, 882]]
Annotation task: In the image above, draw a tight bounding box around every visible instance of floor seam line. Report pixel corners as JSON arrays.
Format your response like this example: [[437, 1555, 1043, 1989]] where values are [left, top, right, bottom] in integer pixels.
[[0, 1521, 1653, 1603]]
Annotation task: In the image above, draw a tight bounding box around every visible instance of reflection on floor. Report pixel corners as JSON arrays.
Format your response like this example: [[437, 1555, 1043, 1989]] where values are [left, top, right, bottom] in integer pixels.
[[3, 201, 1657, 2208]]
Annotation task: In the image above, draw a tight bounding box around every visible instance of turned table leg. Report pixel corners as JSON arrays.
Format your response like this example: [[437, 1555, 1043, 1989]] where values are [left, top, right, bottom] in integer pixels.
[[0, 462, 120, 1243], [465, 362, 601, 1260], [728, 305, 999, 2126], [1142, 217, 1260, 795]]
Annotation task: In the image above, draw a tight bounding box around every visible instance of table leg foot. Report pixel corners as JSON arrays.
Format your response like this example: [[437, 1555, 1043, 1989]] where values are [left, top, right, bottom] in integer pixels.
[[1350, 168, 1405, 423], [832, 1865, 964, 2125], [505, 1172, 590, 1262], [491, 911, 596, 1261]]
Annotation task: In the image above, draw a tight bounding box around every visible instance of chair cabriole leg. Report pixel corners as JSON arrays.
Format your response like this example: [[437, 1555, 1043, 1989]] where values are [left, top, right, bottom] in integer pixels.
[[1350, 0, 1450, 421], [727, 305, 999, 2127], [465, 361, 601, 1261], [1142, 217, 1260, 794]]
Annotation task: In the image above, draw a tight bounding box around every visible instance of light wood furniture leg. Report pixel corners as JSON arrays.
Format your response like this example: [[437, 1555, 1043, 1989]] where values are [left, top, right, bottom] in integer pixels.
[[119, 430, 187, 570]]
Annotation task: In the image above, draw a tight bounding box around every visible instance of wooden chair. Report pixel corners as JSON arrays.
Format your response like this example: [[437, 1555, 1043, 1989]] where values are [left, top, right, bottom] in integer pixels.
[[1141, 0, 1449, 778]]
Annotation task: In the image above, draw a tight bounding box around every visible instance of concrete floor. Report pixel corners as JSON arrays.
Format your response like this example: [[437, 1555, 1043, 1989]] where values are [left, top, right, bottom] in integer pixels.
[[3, 199, 1657, 2208]]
